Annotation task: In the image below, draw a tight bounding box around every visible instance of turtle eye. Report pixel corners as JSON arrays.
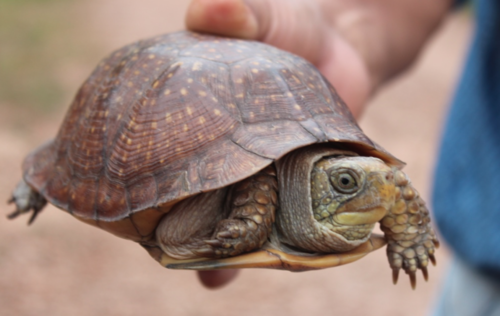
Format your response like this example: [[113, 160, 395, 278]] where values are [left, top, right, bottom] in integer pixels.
[[330, 170, 360, 194]]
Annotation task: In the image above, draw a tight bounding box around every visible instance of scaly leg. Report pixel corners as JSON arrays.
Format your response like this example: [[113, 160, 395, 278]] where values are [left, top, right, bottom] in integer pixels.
[[156, 166, 278, 259], [380, 169, 439, 289], [8, 179, 47, 225], [204, 166, 278, 258]]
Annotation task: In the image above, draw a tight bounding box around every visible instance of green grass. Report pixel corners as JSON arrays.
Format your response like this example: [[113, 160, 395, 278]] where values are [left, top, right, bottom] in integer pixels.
[[0, 0, 78, 113]]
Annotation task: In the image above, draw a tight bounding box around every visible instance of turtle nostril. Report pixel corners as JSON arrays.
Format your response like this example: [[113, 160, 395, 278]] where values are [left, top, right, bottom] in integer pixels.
[[385, 171, 394, 182]]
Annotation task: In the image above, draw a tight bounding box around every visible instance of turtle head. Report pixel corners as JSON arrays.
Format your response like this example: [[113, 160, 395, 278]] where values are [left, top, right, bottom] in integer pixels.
[[310, 156, 396, 243]]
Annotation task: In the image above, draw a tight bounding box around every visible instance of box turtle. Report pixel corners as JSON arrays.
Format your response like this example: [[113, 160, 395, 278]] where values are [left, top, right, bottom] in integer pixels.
[[9, 31, 438, 288]]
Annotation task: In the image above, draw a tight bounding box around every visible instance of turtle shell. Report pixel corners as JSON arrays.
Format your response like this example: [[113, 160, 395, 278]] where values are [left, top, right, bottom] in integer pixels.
[[22, 31, 401, 240]]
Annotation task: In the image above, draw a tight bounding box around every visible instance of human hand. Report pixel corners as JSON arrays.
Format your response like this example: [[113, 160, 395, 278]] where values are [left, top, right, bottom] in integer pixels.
[[185, 0, 451, 289], [185, 0, 371, 118]]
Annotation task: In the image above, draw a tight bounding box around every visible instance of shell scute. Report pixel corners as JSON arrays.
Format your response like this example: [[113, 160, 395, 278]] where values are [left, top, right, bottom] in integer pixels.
[[22, 31, 399, 227]]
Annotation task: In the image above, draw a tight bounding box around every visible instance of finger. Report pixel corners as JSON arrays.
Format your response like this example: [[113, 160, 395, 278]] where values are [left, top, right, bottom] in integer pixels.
[[185, 0, 371, 118], [197, 270, 240, 289], [186, 0, 258, 39]]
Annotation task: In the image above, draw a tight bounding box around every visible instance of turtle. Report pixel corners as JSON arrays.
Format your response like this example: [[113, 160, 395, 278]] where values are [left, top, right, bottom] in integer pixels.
[[8, 31, 438, 288]]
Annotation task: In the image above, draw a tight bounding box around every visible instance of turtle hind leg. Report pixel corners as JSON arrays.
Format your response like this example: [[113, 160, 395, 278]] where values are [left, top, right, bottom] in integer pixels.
[[8, 179, 47, 225], [204, 166, 278, 258]]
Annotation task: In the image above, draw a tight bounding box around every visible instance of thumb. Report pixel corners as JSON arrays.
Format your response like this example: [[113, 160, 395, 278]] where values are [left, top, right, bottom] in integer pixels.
[[186, 0, 370, 118]]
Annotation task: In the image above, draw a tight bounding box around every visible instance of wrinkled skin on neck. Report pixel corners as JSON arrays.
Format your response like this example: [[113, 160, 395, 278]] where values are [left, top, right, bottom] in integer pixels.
[[276, 147, 395, 253], [276, 146, 438, 288]]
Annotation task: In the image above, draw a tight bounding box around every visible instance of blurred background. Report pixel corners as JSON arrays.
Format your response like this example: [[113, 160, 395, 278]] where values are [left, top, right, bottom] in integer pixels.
[[0, 1, 471, 315]]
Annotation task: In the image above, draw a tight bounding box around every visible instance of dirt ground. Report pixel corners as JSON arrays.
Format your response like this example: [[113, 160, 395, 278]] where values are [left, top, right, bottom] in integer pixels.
[[0, 1, 472, 315]]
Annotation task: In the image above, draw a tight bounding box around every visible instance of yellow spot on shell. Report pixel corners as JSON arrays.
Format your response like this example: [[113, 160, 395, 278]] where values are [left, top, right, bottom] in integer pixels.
[[183, 124, 188, 132], [127, 138, 132, 145], [187, 78, 193, 83], [236, 78, 243, 84], [165, 113, 172, 123], [148, 54, 155, 59], [294, 104, 301, 110], [127, 82, 133, 87], [152, 80, 160, 88], [236, 94, 244, 98], [181, 88, 187, 96], [164, 89, 171, 95], [252, 61, 259, 65], [134, 70, 140, 75], [186, 107, 193, 115], [151, 122, 157, 129], [117, 114, 122, 120], [167, 73, 174, 78], [199, 116, 206, 124], [252, 69, 259, 74], [214, 109, 221, 116], [192, 62, 202, 71], [198, 91, 207, 97]]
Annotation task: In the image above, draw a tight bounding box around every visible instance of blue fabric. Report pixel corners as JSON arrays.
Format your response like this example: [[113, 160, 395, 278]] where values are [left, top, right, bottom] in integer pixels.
[[432, 257, 500, 316], [433, 0, 500, 282]]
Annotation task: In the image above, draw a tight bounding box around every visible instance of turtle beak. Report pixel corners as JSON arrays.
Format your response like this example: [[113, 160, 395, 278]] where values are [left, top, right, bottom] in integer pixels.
[[333, 170, 396, 226]]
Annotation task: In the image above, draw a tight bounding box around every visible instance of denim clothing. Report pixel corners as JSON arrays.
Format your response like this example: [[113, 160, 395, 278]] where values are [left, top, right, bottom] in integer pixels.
[[433, 0, 500, 282], [432, 258, 500, 316]]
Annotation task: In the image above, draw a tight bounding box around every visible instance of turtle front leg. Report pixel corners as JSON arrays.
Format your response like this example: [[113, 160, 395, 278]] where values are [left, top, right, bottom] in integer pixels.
[[8, 179, 47, 225], [204, 166, 278, 258], [381, 170, 439, 289]]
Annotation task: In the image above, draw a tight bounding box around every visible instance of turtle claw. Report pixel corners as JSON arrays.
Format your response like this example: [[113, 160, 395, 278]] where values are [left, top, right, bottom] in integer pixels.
[[204, 239, 223, 248], [217, 230, 240, 239], [7, 180, 47, 225], [422, 266, 429, 281], [429, 254, 437, 266], [392, 269, 399, 285], [409, 271, 417, 290], [193, 247, 217, 257]]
